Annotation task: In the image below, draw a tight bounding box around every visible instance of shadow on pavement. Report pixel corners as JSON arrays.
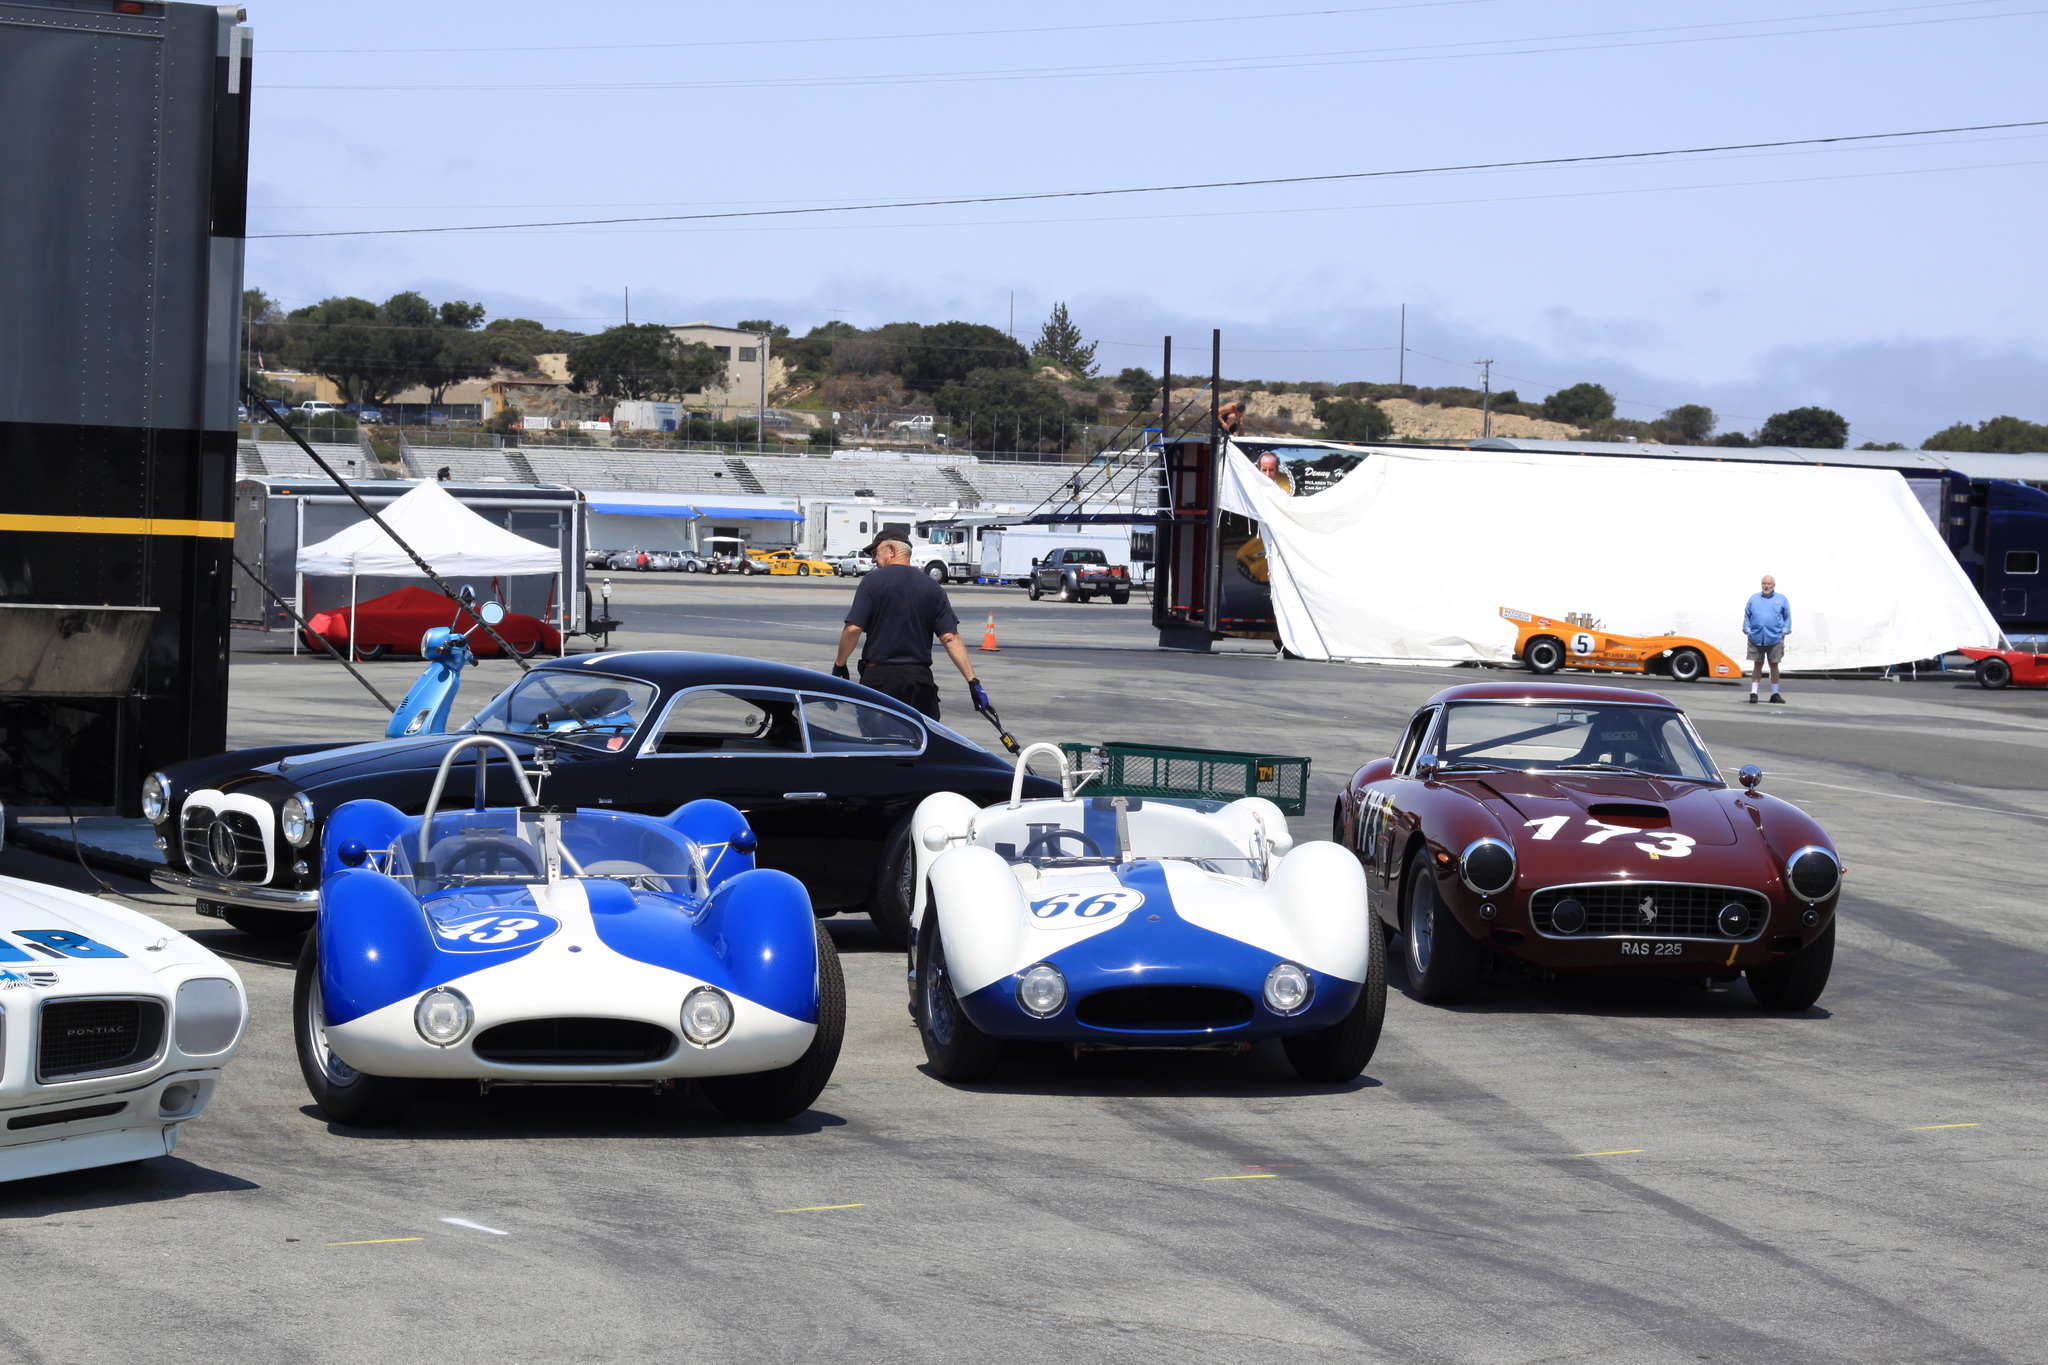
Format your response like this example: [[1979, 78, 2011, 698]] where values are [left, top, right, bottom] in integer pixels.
[[0, 1156, 260, 1217], [922, 1038, 1384, 1100], [305, 1088, 849, 1143]]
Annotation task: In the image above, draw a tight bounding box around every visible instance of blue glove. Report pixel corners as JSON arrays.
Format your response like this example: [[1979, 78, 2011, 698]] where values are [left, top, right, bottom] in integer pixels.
[[832, 663, 850, 680], [969, 679, 991, 713]]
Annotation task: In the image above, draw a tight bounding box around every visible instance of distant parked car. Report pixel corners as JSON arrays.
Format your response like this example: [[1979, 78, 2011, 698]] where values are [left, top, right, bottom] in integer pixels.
[[356, 407, 383, 424], [300, 585, 559, 661], [294, 401, 339, 417], [675, 551, 714, 574], [833, 554, 875, 577], [585, 548, 615, 569], [1028, 547, 1132, 604], [890, 414, 935, 434]]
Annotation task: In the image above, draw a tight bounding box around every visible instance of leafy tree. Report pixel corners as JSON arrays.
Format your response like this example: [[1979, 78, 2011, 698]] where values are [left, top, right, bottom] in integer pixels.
[[1540, 382, 1616, 425], [483, 316, 586, 360], [280, 295, 389, 404], [241, 288, 291, 398], [1857, 441, 1908, 452], [1031, 301, 1097, 377], [1660, 404, 1716, 443], [666, 338, 729, 397], [1115, 367, 1157, 411], [782, 320, 859, 380], [734, 319, 791, 340], [567, 324, 676, 401], [1711, 431, 1753, 448], [1922, 415, 2048, 453], [899, 321, 1028, 393], [933, 368, 1072, 451], [1758, 406, 1848, 449], [1313, 398, 1394, 442]]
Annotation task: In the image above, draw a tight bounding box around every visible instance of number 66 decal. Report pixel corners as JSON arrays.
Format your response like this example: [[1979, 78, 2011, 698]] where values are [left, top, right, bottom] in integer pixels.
[[1526, 817, 1694, 858], [1030, 889, 1146, 919]]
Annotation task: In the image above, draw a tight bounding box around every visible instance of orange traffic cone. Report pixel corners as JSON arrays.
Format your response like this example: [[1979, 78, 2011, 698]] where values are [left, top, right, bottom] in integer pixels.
[[979, 612, 1000, 651]]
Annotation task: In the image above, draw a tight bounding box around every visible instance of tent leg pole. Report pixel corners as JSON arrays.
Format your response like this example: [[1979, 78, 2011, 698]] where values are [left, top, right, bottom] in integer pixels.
[[350, 574, 358, 663]]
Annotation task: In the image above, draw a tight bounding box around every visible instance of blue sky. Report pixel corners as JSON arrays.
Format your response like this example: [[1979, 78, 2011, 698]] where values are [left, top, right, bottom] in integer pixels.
[[246, 1, 2048, 445]]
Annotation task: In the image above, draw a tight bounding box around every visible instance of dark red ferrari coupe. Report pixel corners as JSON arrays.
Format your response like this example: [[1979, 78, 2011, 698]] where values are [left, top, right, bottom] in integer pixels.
[[302, 585, 561, 660], [1335, 682, 1840, 1010]]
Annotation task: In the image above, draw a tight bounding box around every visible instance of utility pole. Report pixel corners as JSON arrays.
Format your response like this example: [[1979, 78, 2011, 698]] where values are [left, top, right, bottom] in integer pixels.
[[756, 327, 768, 455], [1398, 304, 1405, 388], [1476, 357, 1494, 438], [1008, 291, 1015, 340], [624, 286, 630, 325]]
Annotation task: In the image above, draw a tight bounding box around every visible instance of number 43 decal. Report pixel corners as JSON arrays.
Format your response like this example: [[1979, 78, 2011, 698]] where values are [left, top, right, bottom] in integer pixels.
[[1524, 816, 1694, 858]]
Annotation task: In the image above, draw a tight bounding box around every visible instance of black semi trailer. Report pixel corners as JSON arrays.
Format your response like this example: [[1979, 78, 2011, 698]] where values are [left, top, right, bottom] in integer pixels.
[[0, 0, 251, 814]]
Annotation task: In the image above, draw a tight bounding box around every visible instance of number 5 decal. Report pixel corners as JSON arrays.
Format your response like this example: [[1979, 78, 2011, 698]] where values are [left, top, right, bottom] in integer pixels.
[[1634, 831, 1695, 858]]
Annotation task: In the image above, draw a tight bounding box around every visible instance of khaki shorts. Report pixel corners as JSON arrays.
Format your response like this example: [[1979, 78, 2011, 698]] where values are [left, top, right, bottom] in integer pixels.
[[1746, 641, 1784, 664]]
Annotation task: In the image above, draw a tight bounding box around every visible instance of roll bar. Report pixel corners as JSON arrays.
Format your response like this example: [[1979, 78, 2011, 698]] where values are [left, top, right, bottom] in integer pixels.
[[420, 735, 540, 864], [1011, 741, 1075, 807]]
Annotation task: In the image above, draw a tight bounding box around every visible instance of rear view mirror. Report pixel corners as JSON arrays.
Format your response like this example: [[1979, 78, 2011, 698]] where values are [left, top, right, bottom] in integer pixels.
[[1737, 764, 1762, 790], [479, 602, 507, 625], [1415, 753, 1441, 781]]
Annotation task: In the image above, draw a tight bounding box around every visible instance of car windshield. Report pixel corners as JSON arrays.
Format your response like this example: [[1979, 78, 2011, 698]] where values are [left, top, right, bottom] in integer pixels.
[[396, 809, 708, 897], [464, 670, 659, 751], [1063, 549, 1108, 564], [1438, 701, 1718, 781]]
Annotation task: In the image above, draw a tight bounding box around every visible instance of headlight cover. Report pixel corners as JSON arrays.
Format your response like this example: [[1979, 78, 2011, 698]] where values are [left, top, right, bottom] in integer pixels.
[[1459, 838, 1516, 896], [681, 986, 734, 1046], [141, 772, 169, 824], [414, 987, 474, 1046], [174, 977, 243, 1054], [1015, 963, 1067, 1017], [1785, 846, 1841, 902], [282, 794, 315, 848], [1263, 961, 1313, 1015]]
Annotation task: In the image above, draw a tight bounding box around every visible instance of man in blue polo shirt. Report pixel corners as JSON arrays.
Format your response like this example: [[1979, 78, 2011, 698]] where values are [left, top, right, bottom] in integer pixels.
[[1743, 574, 1792, 704]]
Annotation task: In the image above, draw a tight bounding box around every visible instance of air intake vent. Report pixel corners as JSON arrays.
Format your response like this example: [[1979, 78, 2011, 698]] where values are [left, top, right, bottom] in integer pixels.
[[39, 998, 165, 1081], [1586, 804, 1670, 826], [1075, 986, 1254, 1032], [473, 1018, 676, 1065]]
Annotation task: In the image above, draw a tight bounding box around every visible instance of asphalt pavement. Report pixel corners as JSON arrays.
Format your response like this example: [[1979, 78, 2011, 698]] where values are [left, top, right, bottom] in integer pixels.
[[6, 576, 2047, 1364]]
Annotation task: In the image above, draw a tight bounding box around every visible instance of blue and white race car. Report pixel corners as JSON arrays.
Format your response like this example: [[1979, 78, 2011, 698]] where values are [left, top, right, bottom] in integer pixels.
[[295, 736, 844, 1126], [907, 745, 1385, 1083]]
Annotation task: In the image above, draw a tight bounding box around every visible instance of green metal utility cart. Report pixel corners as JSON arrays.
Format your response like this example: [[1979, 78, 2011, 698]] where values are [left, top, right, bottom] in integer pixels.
[[1058, 741, 1310, 816]]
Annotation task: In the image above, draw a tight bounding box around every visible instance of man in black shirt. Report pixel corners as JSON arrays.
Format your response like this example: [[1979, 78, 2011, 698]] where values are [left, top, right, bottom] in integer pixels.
[[832, 535, 985, 720]]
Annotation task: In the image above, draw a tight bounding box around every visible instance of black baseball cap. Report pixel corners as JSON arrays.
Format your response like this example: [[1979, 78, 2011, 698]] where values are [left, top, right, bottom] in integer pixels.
[[859, 521, 913, 557]]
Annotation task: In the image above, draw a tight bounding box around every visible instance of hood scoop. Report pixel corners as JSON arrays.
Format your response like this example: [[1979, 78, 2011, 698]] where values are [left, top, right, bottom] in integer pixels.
[[1586, 803, 1669, 828]]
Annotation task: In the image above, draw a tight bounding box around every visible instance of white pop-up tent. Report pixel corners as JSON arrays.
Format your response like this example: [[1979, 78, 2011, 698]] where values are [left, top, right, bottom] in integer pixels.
[[296, 480, 562, 577], [1219, 442, 2001, 670]]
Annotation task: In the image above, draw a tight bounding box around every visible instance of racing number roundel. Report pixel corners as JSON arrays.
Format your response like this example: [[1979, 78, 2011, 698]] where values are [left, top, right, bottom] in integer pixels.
[[431, 912, 561, 952], [1029, 889, 1146, 920], [1570, 631, 1595, 657]]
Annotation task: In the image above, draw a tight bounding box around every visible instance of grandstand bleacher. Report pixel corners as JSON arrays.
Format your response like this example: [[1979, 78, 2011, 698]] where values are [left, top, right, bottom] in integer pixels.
[[236, 440, 378, 481]]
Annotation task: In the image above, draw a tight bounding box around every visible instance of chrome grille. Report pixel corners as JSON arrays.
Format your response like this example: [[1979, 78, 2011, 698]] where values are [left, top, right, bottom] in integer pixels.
[[181, 805, 270, 883], [1531, 883, 1770, 940], [38, 998, 166, 1082]]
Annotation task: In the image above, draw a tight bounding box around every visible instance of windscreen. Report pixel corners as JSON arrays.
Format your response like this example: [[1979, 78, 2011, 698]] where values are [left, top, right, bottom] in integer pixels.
[[1439, 701, 1717, 781], [465, 670, 659, 751]]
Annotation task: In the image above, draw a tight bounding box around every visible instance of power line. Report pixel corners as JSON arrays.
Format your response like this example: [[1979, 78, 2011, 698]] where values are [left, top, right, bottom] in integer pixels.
[[250, 118, 2048, 240]]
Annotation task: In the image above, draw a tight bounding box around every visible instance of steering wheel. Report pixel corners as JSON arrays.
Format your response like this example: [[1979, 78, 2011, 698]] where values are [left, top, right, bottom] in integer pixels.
[[429, 836, 543, 880], [533, 687, 632, 727], [1023, 824, 1103, 861]]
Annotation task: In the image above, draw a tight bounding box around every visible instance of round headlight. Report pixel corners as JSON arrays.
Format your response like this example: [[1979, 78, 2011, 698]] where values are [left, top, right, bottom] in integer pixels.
[[1263, 961, 1313, 1015], [681, 986, 734, 1045], [414, 987, 473, 1046], [282, 793, 315, 847], [1550, 898, 1587, 934], [1459, 838, 1516, 896], [1015, 963, 1067, 1017], [1717, 902, 1751, 938], [141, 772, 169, 824], [1786, 847, 1840, 903]]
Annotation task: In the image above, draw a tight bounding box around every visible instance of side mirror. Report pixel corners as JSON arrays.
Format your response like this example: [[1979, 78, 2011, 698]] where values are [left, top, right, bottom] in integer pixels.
[[1415, 753, 1441, 781], [479, 601, 507, 625], [337, 839, 369, 867], [731, 829, 759, 855], [1031, 558, 1040, 566], [459, 585, 477, 606], [1738, 764, 1763, 790]]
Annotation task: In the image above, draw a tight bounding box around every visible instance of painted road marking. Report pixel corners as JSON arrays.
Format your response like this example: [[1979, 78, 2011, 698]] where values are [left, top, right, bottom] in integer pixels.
[[325, 1237, 424, 1246], [774, 1203, 865, 1213], [1907, 1123, 1981, 1130], [1573, 1150, 1647, 1157], [1721, 769, 2048, 825], [1204, 1173, 1278, 1180], [440, 1218, 508, 1234]]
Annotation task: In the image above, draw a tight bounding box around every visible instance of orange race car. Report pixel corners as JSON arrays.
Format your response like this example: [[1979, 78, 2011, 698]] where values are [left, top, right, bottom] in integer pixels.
[[1500, 607, 1745, 683]]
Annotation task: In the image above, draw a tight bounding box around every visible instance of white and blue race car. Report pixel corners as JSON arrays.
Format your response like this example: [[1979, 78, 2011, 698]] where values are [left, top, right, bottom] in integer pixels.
[[1, 875, 248, 1182], [296, 736, 844, 1126], [907, 745, 1385, 1083]]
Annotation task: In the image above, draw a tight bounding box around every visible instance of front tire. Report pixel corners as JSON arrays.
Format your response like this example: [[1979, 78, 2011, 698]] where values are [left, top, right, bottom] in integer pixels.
[[1978, 657, 2013, 690], [293, 936, 421, 1127], [699, 921, 846, 1121], [1402, 849, 1484, 1004], [925, 562, 948, 583], [1746, 920, 1834, 1011], [1282, 921, 1386, 1083], [1524, 635, 1564, 674], [915, 920, 1004, 1082], [1027, 578, 1042, 600], [1669, 647, 1706, 683], [353, 643, 389, 662], [865, 815, 915, 950], [508, 638, 539, 658], [221, 907, 314, 937]]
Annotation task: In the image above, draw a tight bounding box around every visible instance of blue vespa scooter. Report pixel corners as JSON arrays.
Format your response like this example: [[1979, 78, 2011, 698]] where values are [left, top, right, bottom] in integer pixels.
[[382, 595, 507, 739]]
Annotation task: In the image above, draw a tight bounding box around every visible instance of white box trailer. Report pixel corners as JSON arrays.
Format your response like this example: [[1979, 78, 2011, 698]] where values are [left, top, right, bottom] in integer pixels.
[[980, 528, 1140, 584], [800, 500, 925, 558]]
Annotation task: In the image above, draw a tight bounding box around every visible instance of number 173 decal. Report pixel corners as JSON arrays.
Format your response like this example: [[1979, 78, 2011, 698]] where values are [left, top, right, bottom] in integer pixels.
[[1524, 816, 1694, 858]]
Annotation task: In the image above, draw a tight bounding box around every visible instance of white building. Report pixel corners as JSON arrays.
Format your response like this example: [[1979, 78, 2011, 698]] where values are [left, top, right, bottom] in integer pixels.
[[668, 322, 780, 411]]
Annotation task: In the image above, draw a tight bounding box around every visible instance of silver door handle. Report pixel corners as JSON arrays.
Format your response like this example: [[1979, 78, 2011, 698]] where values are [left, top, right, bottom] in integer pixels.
[[783, 791, 828, 800]]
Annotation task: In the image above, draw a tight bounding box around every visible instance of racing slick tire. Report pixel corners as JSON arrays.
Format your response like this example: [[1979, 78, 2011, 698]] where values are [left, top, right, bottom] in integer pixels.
[[865, 814, 916, 951], [1026, 578, 1042, 600], [293, 935, 422, 1127], [924, 562, 948, 583], [797, 564, 809, 576], [700, 921, 847, 1122], [1524, 635, 1565, 675], [1282, 915, 1386, 1082], [220, 906, 314, 937], [1402, 849, 1485, 1005], [1668, 648, 1706, 683], [1745, 920, 1835, 1012], [1977, 657, 2013, 690], [1110, 593, 1130, 605], [914, 919, 1004, 1082]]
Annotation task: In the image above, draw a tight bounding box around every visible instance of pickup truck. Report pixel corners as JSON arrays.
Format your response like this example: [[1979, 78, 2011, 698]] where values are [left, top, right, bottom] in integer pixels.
[[1027, 547, 1131, 604]]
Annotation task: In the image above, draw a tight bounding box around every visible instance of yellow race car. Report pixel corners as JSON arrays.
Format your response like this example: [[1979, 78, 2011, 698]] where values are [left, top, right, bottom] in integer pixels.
[[754, 550, 837, 577], [1500, 607, 1745, 683]]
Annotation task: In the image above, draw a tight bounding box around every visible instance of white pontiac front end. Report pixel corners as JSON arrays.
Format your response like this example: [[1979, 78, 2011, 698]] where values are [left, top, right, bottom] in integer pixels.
[[0, 876, 249, 1183]]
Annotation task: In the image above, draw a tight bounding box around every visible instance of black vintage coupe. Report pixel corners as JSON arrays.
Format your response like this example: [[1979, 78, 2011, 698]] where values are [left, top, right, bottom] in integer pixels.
[[146, 652, 1047, 947]]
